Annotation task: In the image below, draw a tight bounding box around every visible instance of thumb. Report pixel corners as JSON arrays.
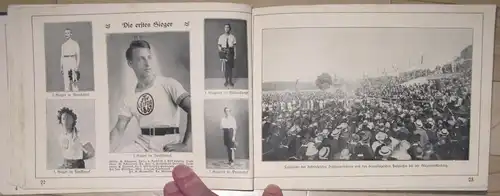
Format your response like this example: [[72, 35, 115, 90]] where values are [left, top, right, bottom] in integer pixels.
[[172, 164, 217, 196], [262, 184, 282, 196]]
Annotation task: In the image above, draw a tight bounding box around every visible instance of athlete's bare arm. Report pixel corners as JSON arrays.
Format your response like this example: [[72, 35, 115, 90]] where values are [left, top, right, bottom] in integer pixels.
[[110, 115, 131, 152], [232, 36, 237, 59], [233, 44, 237, 59], [60, 45, 64, 74], [217, 35, 223, 51], [233, 119, 237, 141], [179, 96, 191, 145], [75, 42, 81, 70]]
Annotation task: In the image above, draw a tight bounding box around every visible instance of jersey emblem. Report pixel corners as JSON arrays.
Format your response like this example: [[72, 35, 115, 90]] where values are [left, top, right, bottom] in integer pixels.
[[137, 93, 155, 115], [62, 138, 69, 150]]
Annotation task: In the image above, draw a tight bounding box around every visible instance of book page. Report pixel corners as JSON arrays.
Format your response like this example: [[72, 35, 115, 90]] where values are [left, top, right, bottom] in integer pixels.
[[0, 14, 14, 194], [252, 4, 495, 191], [8, 2, 253, 192]]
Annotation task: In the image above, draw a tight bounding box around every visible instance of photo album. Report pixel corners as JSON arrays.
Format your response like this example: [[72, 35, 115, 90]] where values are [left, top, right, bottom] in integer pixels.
[[0, 2, 496, 194]]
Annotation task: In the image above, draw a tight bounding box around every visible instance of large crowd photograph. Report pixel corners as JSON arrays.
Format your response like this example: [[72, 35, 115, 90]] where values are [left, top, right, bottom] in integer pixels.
[[261, 28, 473, 162]]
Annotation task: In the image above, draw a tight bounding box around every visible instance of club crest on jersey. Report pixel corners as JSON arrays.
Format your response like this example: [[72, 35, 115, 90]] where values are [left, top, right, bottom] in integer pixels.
[[137, 93, 155, 115]]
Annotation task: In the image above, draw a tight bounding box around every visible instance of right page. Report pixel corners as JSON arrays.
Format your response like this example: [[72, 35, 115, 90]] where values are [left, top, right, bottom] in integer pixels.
[[252, 4, 495, 191]]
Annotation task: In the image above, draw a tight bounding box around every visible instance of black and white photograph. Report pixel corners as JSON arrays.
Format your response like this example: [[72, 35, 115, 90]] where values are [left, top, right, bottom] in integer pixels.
[[204, 99, 249, 169], [204, 19, 249, 90], [107, 32, 192, 154], [46, 99, 96, 169], [44, 22, 95, 92], [261, 28, 472, 162]]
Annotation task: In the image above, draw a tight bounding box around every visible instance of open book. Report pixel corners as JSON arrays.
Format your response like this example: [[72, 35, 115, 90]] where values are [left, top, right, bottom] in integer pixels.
[[2, 3, 496, 194]]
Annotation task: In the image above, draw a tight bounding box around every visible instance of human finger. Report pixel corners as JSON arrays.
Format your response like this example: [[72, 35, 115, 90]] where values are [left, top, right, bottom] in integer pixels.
[[172, 164, 217, 196], [262, 184, 283, 196], [163, 181, 184, 196]]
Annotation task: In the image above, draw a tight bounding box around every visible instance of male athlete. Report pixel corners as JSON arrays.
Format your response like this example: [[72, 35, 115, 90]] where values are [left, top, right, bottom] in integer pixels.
[[217, 23, 237, 87], [60, 28, 81, 92], [109, 39, 191, 153], [220, 107, 237, 166], [57, 107, 94, 169]]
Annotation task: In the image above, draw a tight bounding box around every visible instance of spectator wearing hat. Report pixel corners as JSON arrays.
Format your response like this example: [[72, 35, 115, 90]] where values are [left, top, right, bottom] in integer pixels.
[[346, 134, 360, 154], [326, 128, 343, 160], [336, 148, 351, 160], [377, 146, 397, 161], [391, 140, 412, 160], [305, 139, 319, 160], [318, 146, 330, 160], [414, 119, 430, 147]]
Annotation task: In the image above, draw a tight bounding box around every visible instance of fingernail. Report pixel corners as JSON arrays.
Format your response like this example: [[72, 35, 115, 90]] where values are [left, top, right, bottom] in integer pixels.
[[264, 184, 282, 196], [164, 182, 180, 195], [173, 164, 195, 179]]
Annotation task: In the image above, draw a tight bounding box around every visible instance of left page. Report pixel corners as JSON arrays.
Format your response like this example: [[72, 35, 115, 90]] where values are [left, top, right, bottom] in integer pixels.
[[8, 2, 253, 192], [0, 13, 14, 195]]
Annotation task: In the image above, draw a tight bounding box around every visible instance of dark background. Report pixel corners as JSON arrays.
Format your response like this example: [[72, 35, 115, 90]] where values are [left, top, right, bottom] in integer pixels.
[[204, 19, 248, 79]]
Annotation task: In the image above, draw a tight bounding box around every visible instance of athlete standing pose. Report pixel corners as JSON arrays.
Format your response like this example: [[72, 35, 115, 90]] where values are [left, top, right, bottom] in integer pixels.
[[109, 39, 191, 153], [60, 28, 81, 92], [217, 24, 236, 87], [220, 107, 237, 166]]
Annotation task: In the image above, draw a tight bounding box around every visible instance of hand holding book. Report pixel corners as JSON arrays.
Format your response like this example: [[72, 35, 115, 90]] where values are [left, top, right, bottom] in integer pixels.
[[164, 165, 282, 196], [1, 2, 495, 194]]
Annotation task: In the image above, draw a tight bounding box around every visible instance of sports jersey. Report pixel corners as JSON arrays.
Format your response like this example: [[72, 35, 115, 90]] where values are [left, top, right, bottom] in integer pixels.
[[218, 33, 236, 49], [59, 129, 83, 160], [119, 75, 189, 129], [61, 39, 80, 70], [220, 116, 237, 130]]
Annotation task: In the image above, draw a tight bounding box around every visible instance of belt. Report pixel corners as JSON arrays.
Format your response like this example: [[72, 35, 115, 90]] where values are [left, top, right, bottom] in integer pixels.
[[64, 159, 84, 162], [64, 55, 76, 57], [141, 127, 179, 136]]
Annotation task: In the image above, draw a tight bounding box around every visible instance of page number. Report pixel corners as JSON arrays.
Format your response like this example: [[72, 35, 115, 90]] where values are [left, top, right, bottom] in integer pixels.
[[40, 180, 46, 186], [184, 22, 190, 27], [105, 24, 111, 29], [468, 177, 474, 182]]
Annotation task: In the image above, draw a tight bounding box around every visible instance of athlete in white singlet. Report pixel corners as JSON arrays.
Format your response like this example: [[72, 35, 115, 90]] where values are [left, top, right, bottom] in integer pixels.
[[109, 39, 191, 153], [57, 107, 94, 169], [60, 28, 80, 92], [217, 24, 237, 87], [220, 107, 237, 166]]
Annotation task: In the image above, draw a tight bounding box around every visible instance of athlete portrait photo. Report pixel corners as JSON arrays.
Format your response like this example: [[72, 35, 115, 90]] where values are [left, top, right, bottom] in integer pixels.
[[107, 32, 192, 154], [204, 99, 249, 169], [46, 99, 96, 170], [204, 19, 248, 90], [44, 22, 95, 92]]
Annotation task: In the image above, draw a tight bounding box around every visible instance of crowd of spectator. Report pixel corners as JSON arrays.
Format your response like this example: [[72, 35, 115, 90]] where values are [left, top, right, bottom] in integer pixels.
[[261, 60, 471, 161]]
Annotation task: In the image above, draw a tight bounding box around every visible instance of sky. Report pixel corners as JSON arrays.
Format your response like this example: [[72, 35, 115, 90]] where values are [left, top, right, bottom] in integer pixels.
[[262, 27, 473, 83]]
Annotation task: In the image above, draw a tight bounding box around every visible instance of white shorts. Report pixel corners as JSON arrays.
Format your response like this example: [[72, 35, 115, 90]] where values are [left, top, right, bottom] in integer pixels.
[[119, 133, 181, 153], [62, 58, 78, 91]]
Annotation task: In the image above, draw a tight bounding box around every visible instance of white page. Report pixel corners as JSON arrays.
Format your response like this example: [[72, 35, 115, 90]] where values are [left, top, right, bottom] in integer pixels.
[[252, 4, 495, 191], [8, 2, 253, 192], [0, 14, 14, 194]]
